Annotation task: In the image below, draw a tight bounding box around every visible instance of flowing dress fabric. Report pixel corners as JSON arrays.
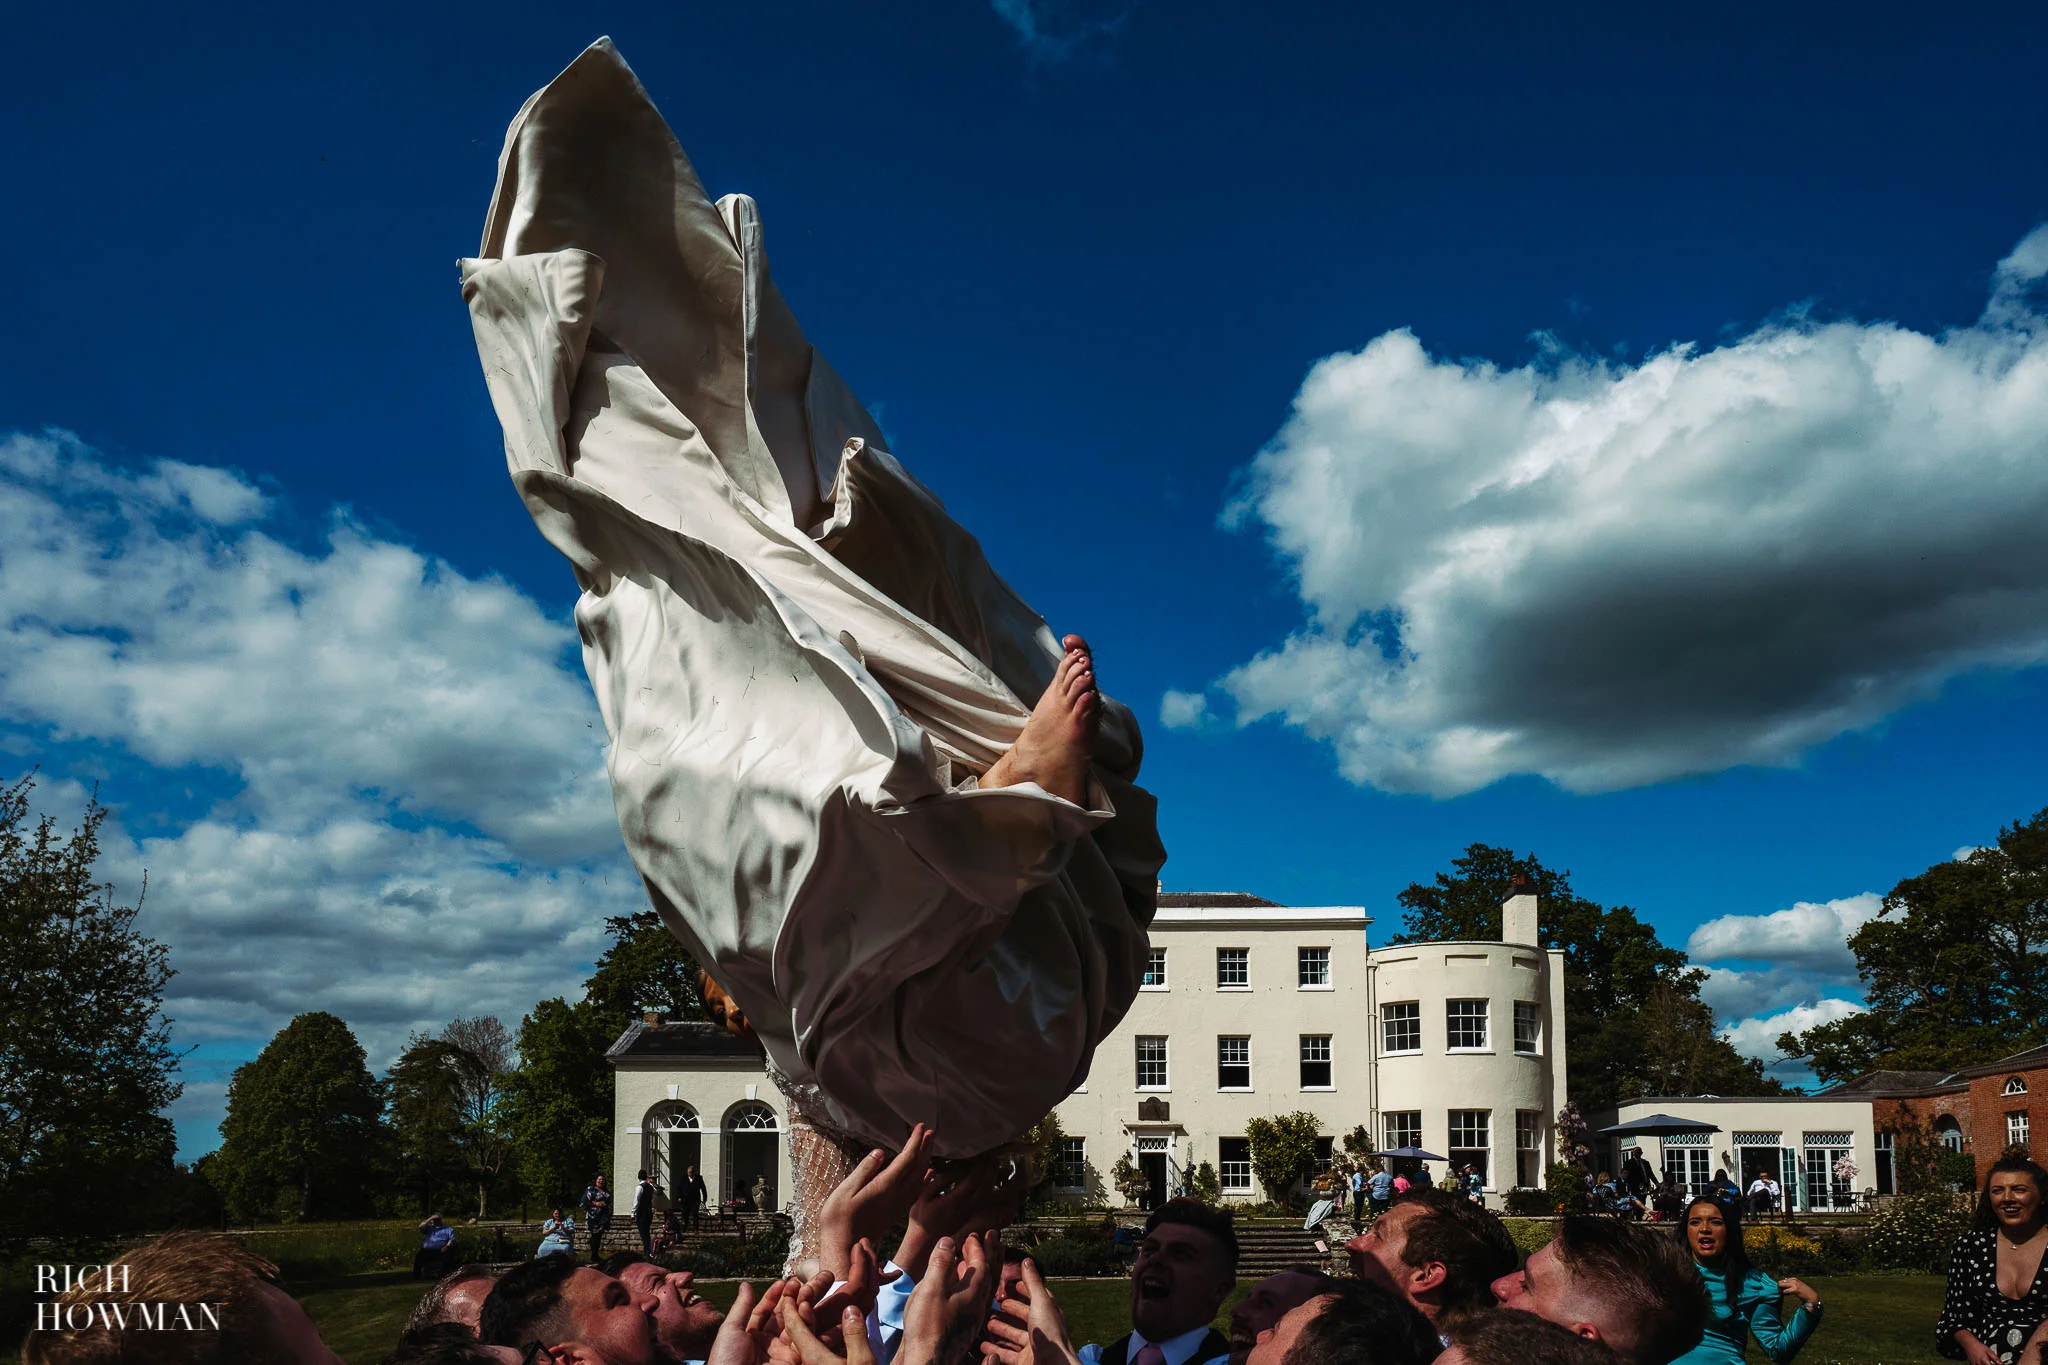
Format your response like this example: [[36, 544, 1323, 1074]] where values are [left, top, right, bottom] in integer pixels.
[[459, 39, 1161, 1157]]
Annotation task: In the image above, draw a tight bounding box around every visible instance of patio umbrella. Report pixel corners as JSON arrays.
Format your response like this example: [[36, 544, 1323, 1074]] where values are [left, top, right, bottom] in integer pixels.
[[1597, 1115, 1722, 1137], [1379, 1145, 1449, 1160]]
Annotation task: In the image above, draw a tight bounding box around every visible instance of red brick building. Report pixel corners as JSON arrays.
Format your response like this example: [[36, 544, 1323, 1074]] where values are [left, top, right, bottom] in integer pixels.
[[1826, 1043, 2048, 1189]]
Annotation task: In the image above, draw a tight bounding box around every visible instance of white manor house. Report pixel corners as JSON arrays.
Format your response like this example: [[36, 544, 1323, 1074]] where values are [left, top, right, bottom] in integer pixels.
[[607, 891, 1569, 1211]]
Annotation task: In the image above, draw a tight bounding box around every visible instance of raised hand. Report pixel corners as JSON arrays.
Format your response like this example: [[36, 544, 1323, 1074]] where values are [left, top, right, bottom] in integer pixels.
[[710, 1281, 796, 1365], [900, 1233, 997, 1365], [779, 1298, 878, 1365], [820, 1124, 935, 1279], [896, 1154, 1027, 1281], [981, 1257, 1079, 1365]]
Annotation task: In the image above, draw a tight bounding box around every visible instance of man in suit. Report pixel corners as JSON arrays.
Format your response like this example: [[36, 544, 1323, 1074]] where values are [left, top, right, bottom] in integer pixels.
[[1621, 1148, 1657, 1199], [1077, 1199, 1238, 1365], [632, 1169, 659, 1256], [678, 1163, 710, 1231]]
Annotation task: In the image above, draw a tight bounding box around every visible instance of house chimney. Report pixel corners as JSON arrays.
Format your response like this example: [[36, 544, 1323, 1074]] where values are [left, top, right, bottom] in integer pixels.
[[642, 1010, 661, 1026], [1502, 882, 1539, 946]]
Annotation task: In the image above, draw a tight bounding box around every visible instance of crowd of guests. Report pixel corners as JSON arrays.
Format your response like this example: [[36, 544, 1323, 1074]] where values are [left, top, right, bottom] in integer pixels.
[[18, 1138, 2048, 1365]]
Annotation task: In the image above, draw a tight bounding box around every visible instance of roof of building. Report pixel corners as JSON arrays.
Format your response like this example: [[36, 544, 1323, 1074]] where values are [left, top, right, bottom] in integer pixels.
[[1947, 1041, 2048, 1081], [1156, 892, 1283, 907], [1819, 1069, 1959, 1096], [605, 1018, 765, 1064]]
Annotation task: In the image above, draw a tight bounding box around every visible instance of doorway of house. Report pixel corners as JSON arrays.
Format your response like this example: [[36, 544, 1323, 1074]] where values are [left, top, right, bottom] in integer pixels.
[[1138, 1137, 1169, 1210], [643, 1103, 701, 1204], [722, 1102, 780, 1211]]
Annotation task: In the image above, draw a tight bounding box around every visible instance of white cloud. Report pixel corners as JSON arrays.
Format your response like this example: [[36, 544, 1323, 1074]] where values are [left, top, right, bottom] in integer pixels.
[[1953, 844, 1985, 862], [0, 433, 646, 1154], [1158, 689, 1210, 729], [0, 431, 615, 862], [1207, 225, 2048, 796], [1719, 998, 1865, 1070], [1686, 893, 1882, 974]]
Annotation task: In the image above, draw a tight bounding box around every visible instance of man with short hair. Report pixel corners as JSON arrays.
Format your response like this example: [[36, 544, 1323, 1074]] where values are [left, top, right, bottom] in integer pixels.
[[21, 1231, 346, 1364], [678, 1163, 709, 1231], [1344, 1189, 1516, 1328], [1440, 1309, 1621, 1365], [1080, 1198, 1238, 1365], [597, 1251, 726, 1362], [1489, 1215, 1710, 1365], [1366, 1165, 1394, 1216], [1242, 1279, 1439, 1365], [634, 1169, 659, 1256], [406, 1263, 506, 1335], [480, 1252, 665, 1365], [581, 1174, 614, 1261], [1621, 1149, 1656, 1200], [1227, 1269, 1334, 1365]]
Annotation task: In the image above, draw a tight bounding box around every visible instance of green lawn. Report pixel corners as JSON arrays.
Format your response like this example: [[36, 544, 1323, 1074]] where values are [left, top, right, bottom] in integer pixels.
[[278, 1273, 1952, 1365]]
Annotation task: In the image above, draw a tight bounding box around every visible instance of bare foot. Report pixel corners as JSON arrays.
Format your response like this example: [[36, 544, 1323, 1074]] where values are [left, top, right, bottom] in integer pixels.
[[982, 634, 1100, 806]]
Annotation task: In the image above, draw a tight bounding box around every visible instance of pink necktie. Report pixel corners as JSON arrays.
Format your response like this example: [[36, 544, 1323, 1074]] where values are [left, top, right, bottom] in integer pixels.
[[1133, 1344, 1168, 1365]]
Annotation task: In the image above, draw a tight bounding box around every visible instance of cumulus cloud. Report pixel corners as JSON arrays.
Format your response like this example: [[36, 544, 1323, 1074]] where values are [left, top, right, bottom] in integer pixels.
[[1202, 226, 2048, 796], [1158, 689, 1210, 729], [0, 432, 614, 862], [1686, 893, 1882, 975], [1684, 891, 1882, 1082], [1719, 999, 1866, 1077], [0, 433, 639, 1153]]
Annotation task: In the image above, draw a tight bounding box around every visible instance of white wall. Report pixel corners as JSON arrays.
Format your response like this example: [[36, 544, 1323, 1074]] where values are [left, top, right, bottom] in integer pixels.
[[609, 898, 1571, 1211], [1593, 1096, 1878, 1212], [614, 1058, 792, 1212]]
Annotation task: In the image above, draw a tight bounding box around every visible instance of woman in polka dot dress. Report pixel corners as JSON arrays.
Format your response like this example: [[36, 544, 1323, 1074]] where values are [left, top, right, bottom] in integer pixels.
[[1937, 1154, 2048, 1365]]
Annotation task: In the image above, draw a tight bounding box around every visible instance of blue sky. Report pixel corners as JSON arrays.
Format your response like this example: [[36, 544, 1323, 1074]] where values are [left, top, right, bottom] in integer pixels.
[[5, 2, 2047, 1158]]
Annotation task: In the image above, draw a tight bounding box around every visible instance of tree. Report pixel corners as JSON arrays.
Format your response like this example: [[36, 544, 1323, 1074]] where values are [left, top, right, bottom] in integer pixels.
[[214, 1012, 387, 1220], [1396, 844, 1782, 1111], [501, 998, 620, 1207], [584, 910, 706, 1023], [1020, 1110, 1070, 1194], [1244, 1112, 1323, 1206], [0, 775, 185, 1244], [1780, 810, 2048, 1083], [386, 1034, 467, 1217], [442, 1016, 516, 1219]]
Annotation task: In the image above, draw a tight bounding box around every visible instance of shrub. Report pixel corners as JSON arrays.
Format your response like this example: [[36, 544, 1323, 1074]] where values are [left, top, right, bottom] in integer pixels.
[[1863, 1192, 1971, 1272], [1502, 1188, 1554, 1216], [1545, 1162, 1588, 1215], [1246, 1113, 1325, 1208], [1504, 1219, 1555, 1257], [1190, 1162, 1222, 1204]]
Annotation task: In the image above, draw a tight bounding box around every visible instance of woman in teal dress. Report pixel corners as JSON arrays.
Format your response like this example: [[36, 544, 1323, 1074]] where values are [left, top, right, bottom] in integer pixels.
[[1674, 1194, 1824, 1364]]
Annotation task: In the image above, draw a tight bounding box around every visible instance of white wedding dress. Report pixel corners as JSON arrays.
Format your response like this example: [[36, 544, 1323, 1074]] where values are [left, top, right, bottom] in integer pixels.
[[460, 39, 1162, 1159]]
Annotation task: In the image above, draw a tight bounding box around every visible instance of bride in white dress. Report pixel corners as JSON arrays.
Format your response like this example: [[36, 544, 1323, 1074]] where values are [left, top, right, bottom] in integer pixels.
[[460, 38, 1164, 1241]]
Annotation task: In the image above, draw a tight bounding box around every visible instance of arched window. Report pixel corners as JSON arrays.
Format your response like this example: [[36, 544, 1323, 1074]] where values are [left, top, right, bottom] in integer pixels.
[[642, 1103, 701, 1194], [725, 1102, 780, 1131], [2004, 1077, 2029, 1097], [1934, 1115, 1965, 1153], [720, 1101, 782, 1209], [645, 1102, 700, 1131]]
